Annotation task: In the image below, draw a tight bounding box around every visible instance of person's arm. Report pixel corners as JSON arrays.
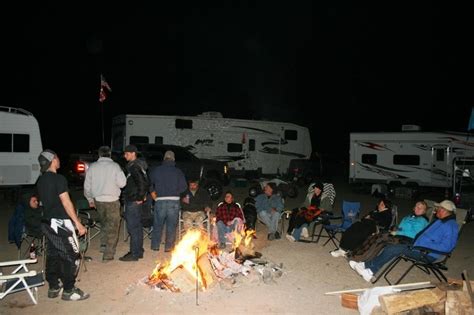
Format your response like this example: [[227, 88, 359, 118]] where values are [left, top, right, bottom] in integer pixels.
[[254, 195, 265, 213], [59, 192, 87, 236], [115, 164, 127, 189], [319, 197, 332, 212], [272, 195, 284, 212], [83, 167, 94, 206]]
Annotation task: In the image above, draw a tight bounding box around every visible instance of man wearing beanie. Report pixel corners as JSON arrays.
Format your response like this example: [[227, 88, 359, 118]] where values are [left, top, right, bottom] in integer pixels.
[[36, 149, 90, 301]]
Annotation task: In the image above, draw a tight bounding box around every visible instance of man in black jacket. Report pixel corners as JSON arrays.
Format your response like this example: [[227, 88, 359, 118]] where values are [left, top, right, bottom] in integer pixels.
[[181, 179, 212, 232], [119, 145, 149, 262]]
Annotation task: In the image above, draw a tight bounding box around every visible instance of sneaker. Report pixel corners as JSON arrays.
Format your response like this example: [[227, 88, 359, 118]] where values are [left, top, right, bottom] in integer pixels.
[[61, 287, 90, 301], [301, 227, 309, 238], [286, 234, 296, 242], [102, 257, 114, 263], [267, 233, 276, 241], [274, 231, 281, 239], [356, 267, 374, 283], [330, 249, 347, 258], [119, 252, 139, 262], [48, 286, 62, 298], [349, 260, 365, 271]]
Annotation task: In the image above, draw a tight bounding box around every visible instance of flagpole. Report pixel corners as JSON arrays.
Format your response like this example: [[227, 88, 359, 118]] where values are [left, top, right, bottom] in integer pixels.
[[101, 102, 105, 145]]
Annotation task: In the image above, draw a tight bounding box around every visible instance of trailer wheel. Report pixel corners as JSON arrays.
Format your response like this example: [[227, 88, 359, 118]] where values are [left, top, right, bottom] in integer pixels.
[[203, 180, 223, 201]]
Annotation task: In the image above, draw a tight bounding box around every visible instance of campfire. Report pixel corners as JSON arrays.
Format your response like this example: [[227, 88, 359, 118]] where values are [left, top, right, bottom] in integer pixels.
[[146, 228, 272, 293]]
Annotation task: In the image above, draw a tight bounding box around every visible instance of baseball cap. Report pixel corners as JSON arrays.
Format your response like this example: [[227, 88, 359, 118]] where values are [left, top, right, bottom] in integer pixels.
[[164, 150, 175, 161], [38, 149, 56, 172], [434, 200, 456, 212], [124, 144, 138, 153]]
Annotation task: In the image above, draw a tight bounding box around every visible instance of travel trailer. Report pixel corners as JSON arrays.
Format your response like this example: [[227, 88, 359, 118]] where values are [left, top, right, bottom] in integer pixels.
[[0, 107, 43, 187], [349, 130, 474, 189], [111, 112, 312, 176]]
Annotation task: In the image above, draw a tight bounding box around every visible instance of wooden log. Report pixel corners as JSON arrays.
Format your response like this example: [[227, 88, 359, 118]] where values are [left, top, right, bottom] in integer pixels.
[[379, 288, 446, 315], [446, 291, 473, 315], [170, 266, 196, 293], [197, 253, 216, 290], [340, 293, 358, 310]]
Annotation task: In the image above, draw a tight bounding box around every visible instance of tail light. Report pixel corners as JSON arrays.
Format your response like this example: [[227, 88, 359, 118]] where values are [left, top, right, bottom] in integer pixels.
[[74, 161, 86, 174], [292, 168, 300, 174], [453, 193, 461, 206]]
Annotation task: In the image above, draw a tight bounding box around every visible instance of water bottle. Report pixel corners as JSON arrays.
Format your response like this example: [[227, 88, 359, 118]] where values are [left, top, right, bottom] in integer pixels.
[[29, 242, 36, 259]]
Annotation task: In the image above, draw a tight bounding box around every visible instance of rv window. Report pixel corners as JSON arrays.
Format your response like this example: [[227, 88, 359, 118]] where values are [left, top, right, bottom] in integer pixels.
[[249, 139, 255, 151], [393, 155, 420, 166], [13, 134, 29, 152], [0, 133, 12, 152], [362, 154, 377, 165], [227, 143, 243, 152], [436, 149, 445, 162], [130, 136, 149, 144], [176, 119, 193, 129], [155, 136, 163, 144], [285, 130, 298, 141]]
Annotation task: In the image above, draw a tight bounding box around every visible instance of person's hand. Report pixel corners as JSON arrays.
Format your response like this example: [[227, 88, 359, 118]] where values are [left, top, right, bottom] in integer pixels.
[[271, 207, 277, 213], [136, 200, 143, 205], [205, 207, 211, 213], [88, 200, 95, 209], [77, 222, 87, 236]]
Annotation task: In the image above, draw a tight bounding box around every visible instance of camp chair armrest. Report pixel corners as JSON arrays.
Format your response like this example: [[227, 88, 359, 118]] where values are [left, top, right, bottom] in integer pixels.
[[0, 259, 37, 268], [411, 246, 450, 256], [0, 271, 37, 280]]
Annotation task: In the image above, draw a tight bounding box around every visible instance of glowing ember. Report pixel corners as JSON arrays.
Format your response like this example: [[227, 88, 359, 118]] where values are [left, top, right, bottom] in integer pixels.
[[148, 229, 210, 289]]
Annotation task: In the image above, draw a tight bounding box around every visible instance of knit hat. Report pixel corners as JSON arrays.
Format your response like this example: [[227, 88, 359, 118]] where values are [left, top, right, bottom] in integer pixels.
[[38, 149, 56, 172]]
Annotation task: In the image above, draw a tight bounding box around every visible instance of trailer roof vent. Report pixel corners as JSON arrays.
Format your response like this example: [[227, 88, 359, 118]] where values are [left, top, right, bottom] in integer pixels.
[[401, 125, 421, 131], [197, 111, 223, 118]]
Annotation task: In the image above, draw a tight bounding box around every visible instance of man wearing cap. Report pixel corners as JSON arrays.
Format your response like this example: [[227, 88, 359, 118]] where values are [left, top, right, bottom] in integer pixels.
[[83, 146, 126, 262], [350, 199, 459, 282], [180, 178, 212, 232], [120, 144, 149, 261], [255, 182, 284, 240], [149, 150, 187, 252], [37, 149, 90, 301]]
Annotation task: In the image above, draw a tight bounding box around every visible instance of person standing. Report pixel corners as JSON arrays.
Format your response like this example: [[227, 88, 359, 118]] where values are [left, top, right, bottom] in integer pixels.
[[83, 146, 126, 262], [37, 149, 90, 301], [149, 150, 187, 252], [180, 179, 212, 232], [120, 145, 149, 262]]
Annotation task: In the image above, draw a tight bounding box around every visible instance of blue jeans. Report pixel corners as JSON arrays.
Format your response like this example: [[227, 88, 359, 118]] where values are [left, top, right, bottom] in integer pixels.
[[365, 244, 435, 274], [257, 210, 280, 234], [124, 201, 144, 258], [151, 200, 180, 251], [291, 223, 308, 241], [216, 219, 238, 245]]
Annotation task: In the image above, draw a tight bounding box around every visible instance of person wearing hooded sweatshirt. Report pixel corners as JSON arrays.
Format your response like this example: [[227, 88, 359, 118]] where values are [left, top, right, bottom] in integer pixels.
[[120, 145, 149, 262], [8, 193, 41, 249], [149, 150, 187, 252], [350, 199, 459, 282], [286, 181, 333, 242]]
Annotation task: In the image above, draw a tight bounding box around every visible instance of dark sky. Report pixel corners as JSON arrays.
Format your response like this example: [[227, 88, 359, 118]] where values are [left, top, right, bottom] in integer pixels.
[[4, 2, 474, 157]]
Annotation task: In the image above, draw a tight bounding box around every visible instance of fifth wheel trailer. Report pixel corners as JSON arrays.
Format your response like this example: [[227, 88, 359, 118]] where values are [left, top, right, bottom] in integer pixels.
[[349, 131, 474, 190], [0, 106, 43, 187], [111, 112, 312, 177]]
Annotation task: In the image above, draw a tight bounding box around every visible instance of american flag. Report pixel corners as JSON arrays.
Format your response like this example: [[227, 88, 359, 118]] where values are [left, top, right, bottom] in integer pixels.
[[99, 74, 112, 103]]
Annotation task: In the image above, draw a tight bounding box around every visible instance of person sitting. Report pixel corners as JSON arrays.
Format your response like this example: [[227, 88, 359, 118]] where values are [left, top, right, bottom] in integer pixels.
[[180, 179, 212, 232], [331, 198, 392, 258], [286, 181, 334, 242], [349, 200, 429, 262], [350, 200, 458, 282], [255, 182, 284, 240], [8, 193, 42, 249], [215, 191, 244, 249]]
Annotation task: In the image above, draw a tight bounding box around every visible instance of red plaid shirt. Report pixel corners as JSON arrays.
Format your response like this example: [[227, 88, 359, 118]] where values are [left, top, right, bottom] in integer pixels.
[[215, 202, 244, 225]]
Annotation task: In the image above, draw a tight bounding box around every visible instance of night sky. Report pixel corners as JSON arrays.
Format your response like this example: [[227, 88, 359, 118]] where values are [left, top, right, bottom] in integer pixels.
[[4, 2, 474, 158]]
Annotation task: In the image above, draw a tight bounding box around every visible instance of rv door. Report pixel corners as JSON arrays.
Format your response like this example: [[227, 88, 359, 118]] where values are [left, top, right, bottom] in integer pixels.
[[431, 145, 450, 187]]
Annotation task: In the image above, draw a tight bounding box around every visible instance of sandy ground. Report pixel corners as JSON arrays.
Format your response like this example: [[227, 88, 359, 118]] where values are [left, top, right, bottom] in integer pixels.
[[1, 174, 473, 315]]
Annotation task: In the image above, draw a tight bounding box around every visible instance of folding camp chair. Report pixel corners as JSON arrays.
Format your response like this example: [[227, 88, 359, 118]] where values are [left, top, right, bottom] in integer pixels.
[[373, 208, 470, 285], [123, 199, 154, 241], [0, 259, 44, 305], [178, 208, 214, 240], [17, 204, 46, 270], [314, 200, 361, 248]]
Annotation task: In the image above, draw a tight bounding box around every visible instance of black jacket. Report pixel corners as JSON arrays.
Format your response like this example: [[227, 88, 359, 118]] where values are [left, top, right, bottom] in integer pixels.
[[123, 159, 149, 202]]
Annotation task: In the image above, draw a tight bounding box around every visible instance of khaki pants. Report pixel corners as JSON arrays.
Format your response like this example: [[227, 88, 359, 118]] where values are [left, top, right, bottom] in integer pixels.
[[95, 200, 121, 259], [182, 211, 206, 231]]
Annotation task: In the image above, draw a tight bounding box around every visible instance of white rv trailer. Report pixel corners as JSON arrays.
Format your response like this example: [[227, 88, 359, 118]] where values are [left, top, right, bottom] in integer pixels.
[[349, 131, 474, 189], [0, 107, 43, 186], [111, 112, 312, 176]]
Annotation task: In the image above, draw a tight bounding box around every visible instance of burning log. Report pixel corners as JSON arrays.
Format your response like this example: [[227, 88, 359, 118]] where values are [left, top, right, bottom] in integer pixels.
[[234, 245, 262, 263]]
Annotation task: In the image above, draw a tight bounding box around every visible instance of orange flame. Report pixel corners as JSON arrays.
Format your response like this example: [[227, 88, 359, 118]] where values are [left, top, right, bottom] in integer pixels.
[[149, 229, 210, 288], [233, 229, 255, 249]]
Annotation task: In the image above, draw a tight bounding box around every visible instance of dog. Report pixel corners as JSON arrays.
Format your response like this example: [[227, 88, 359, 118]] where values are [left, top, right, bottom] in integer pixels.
[[243, 197, 257, 231]]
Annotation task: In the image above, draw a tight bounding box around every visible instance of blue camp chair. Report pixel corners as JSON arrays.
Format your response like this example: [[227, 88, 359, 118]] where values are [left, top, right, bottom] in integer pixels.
[[315, 200, 361, 249]]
